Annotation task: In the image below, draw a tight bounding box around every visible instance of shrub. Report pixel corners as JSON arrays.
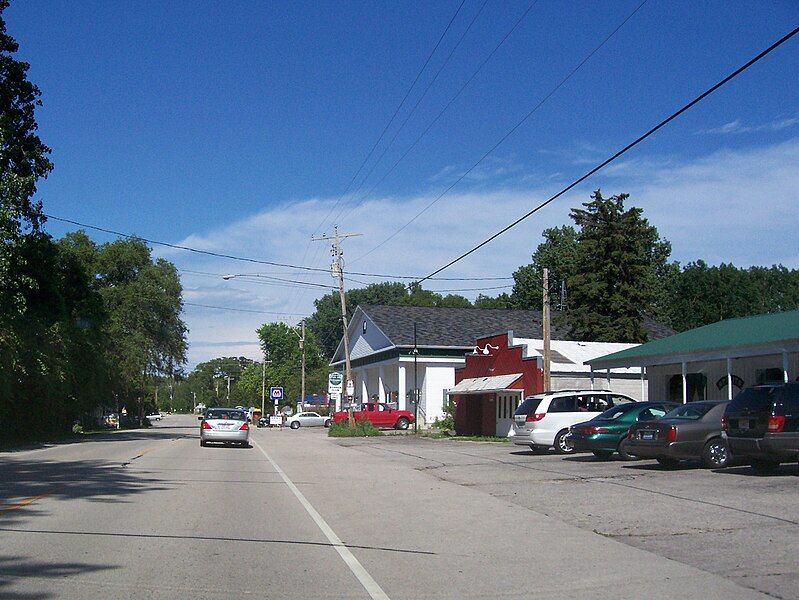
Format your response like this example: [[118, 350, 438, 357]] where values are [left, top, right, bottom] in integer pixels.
[[432, 398, 456, 432], [328, 419, 382, 437]]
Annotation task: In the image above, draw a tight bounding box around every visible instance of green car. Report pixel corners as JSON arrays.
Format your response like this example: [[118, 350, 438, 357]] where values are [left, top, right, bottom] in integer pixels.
[[567, 402, 678, 459]]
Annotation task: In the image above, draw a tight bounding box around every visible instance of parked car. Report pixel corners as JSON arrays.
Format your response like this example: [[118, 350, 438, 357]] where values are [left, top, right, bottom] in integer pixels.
[[567, 401, 678, 459], [287, 412, 331, 429], [199, 408, 250, 447], [331, 402, 414, 430], [723, 382, 799, 473], [512, 390, 638, 454], [146, 412, 163, 421], [258, 416, 269, 427], [626, 401, 731, 468]]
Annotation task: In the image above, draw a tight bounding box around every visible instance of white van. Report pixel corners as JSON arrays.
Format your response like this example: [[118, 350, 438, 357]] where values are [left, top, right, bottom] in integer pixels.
[[512, 390, 637, 454]]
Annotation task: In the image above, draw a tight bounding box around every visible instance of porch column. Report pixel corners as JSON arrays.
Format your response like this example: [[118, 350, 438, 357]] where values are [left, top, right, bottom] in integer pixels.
[[681, 362, 688, 404], [783, 352, 790, 383], [361, 370, 368, 402], [590, 369, 595, 390], [640, 367, 646, 400], [378, 366, 386, 402], [398, 364, 406, 410], [726, 358, 733, 400], [606, 368, 611, 389]]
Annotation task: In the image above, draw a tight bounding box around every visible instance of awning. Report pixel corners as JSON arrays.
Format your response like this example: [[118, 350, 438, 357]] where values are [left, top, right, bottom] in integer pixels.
[[447, 373, 523, 395]]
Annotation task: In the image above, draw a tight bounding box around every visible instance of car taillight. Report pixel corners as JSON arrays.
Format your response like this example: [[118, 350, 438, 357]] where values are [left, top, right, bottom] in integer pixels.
[[239, 423, 249, 430], [720, 416, 728, 431], [767, 415, 785, 433], [586, 426, 610, 434], [526, 413, 546, 422], [666, 425, 677, 443], [201, 421, 211, 429]]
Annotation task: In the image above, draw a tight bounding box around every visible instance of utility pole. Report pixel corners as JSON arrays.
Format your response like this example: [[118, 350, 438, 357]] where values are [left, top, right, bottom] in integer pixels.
[[542, 267, 551, 392], [300, 320, 306, 415], [261, 350, 271, 417], [312, 225, 362, 426], [226, 376, 233, 401], [413, 322, 418, 433]]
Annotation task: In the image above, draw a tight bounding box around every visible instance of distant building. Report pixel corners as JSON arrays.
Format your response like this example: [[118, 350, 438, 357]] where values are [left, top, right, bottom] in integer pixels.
[[331, 305, 672, 425], [450, 331, 647, 437], [588, 310, 799, 403]]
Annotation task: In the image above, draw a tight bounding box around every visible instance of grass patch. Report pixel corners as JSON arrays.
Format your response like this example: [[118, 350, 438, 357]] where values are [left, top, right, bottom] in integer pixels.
[[422, 432, 511, 443], [328, 420, 383, 437]]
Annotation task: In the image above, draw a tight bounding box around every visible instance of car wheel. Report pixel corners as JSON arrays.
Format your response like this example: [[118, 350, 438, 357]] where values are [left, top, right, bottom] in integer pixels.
[[750, 458, 780, 474], [617, 437, 637, 461], [553, 430, 575, 454], [656, 457, 680, 469], [290, 421, 300, 430], [324, 419, 331, 428], [395, 417, 410, 430], [592, 450, 612, 460], [702, 438, 731, 469]]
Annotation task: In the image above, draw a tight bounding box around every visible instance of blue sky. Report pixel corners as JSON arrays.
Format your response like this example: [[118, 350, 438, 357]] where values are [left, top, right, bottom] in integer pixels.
[[7, 1, 799, 366]]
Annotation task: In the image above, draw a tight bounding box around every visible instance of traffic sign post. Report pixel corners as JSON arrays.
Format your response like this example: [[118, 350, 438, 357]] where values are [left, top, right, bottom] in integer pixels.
[[269, 386, 284, 408]]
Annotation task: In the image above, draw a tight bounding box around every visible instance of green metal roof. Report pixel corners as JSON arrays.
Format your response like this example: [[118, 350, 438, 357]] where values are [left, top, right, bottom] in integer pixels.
[[588, 310, 799, 368]]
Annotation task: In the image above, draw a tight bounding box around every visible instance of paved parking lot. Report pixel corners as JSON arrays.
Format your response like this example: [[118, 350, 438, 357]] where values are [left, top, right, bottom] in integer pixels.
[[334, 434, 798, 600]]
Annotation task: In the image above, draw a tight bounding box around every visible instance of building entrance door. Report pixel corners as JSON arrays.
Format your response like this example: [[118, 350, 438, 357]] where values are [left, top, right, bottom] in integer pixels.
[[496, 392, 520, 437]]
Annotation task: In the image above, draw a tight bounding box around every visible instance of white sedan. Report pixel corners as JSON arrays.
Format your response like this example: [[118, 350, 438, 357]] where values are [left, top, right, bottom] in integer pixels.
[[146, 413, 163, 421], [287, 412, 331, 429]]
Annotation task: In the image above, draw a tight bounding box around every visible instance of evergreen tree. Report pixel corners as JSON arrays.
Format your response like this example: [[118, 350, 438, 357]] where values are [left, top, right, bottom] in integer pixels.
[[567, 190, 672, 342]]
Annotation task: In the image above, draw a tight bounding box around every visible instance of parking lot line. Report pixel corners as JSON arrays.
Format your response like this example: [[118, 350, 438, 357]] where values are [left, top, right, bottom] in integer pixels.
[[251, 439, 390, 600]]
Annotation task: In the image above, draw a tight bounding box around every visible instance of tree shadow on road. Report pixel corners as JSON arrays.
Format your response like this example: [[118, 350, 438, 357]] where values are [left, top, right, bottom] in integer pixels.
[[0, 554, 119, 599], [0, 458, 172, 527]]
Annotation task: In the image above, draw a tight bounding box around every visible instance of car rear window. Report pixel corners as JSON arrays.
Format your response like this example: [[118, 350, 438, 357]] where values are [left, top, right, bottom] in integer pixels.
[[728, 387, 776, 412], [206, 410, 245, 421], [663, 403, 713, 420], [515, 397, 542, 415], [598, 404, 639, 420], [779, 383, 799, 413]]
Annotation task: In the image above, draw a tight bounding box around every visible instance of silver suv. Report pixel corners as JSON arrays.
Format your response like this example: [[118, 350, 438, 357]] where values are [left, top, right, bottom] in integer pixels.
[[512, 390, 637, 454]]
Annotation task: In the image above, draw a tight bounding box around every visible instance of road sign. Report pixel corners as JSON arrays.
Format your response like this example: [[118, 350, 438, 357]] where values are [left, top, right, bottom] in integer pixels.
[[269, 386, 284, 403], [328, 372, 343, 394]]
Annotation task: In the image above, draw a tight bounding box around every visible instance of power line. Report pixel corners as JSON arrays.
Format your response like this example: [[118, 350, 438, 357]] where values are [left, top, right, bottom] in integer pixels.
[[331, 0, 489, 225], [415, 25, 799, 285], [313, 0, 467, 236], [183, 302, 307, 317], [45, 214, 513, 281], [341, 0, 539, 236], [352, 0, 648, 263]]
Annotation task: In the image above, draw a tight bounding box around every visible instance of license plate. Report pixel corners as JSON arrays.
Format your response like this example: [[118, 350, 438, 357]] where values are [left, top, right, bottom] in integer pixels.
[[641, 432, 654, 441], [737, 419, 750, 429]]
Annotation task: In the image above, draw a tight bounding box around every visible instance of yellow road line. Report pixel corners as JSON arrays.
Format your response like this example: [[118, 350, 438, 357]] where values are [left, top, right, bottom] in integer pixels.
[[0, 493, 51, 515]]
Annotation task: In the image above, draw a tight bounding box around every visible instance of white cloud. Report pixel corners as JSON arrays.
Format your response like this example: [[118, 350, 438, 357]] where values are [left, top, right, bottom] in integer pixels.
[[698, 115, 798, 134], [163, 138, 799, 368]]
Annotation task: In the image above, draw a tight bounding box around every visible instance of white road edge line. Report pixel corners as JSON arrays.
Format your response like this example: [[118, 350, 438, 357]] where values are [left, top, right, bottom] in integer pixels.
[[252, 439, 390, 600]]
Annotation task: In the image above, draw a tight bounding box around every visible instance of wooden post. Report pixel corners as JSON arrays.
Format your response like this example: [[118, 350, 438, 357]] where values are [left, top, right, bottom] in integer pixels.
[[542, 268, 551, 392]]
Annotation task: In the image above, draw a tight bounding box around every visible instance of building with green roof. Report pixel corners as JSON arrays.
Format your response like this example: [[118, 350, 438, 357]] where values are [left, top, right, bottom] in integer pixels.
[[587, 310, 799, 403]]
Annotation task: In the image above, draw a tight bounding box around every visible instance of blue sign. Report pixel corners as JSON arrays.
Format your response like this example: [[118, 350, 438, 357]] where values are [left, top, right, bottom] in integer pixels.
[[269, 386, 284, 402]]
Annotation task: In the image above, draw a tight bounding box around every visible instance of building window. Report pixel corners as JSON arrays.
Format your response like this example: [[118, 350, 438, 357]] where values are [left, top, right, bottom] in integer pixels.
[[668, 373, 707, 402], [756, 368, 783, 385]]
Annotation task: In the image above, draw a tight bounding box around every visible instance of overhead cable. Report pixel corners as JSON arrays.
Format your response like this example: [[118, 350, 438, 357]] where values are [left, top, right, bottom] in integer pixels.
[[415, 25, 799, 285]]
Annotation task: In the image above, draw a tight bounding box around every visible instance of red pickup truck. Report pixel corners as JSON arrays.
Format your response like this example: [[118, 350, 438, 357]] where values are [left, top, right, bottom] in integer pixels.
[[332, 402, 415, 430]]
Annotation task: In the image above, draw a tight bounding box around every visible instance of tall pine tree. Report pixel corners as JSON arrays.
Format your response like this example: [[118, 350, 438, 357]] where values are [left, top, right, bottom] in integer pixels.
[[567, 190, 672, 342]]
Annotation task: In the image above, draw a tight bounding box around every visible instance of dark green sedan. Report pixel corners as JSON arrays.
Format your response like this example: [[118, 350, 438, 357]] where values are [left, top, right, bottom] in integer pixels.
[[567, 402, 678, 459]]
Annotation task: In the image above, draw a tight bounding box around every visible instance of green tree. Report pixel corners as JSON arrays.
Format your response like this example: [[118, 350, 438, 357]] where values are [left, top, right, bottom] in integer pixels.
[[511, 225, 578, 310], [473, 292, 513, 309], [566, 190, 673, 342]]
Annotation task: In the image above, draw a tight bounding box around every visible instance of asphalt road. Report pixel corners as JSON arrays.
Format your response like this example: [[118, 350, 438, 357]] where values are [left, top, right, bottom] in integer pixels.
[[0, 415, 794, 599]]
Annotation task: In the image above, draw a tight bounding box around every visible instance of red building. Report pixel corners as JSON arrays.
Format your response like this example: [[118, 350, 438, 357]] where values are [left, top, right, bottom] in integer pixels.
[[450, 332, 543, 437]]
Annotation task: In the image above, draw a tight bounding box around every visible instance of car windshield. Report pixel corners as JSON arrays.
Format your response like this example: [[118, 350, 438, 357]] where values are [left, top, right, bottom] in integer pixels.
[[515, 397, 542, 415], [206, 410, 244, 421], [662, 403, 712, 420], [597, 404, 639, 420]]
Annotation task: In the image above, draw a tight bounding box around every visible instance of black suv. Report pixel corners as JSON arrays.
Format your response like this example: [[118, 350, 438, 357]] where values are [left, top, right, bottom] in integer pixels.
[[723, 383, 799, 472]]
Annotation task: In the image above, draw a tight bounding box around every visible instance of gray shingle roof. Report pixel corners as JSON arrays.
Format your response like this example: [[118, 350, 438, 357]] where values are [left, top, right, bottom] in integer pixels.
[[361, 305, 673, 348]]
